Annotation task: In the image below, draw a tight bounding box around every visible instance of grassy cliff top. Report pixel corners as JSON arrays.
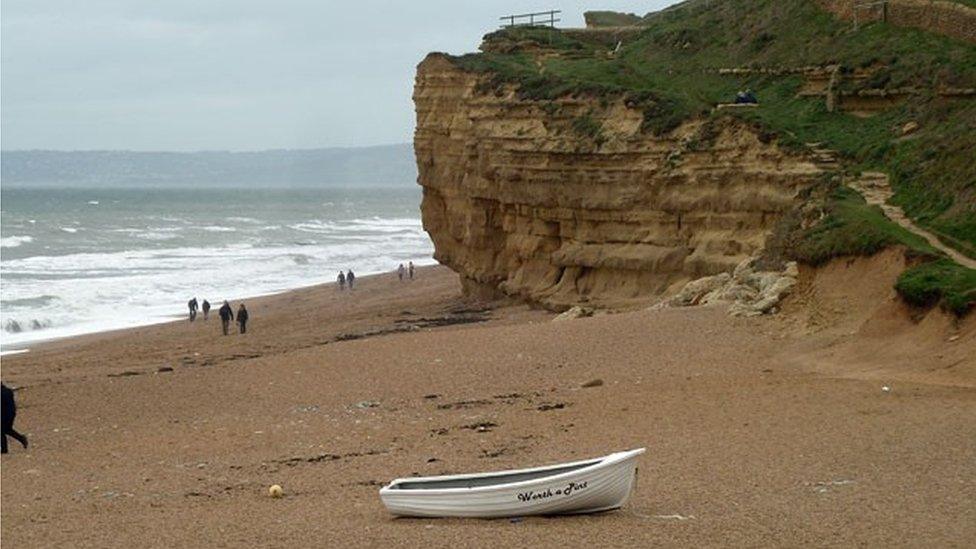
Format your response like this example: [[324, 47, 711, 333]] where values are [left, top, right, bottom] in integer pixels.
[[446, 0, 975, 314]]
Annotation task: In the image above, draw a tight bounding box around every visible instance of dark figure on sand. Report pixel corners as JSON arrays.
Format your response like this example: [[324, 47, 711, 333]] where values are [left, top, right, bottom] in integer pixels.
[[398, 263, 405, 282], [2, 384, 29, 454], [218, 301, 234, 335], [237, 303, 249, 334], [347, 270, 355, 290], [408, 261, 415, 280], [337, 271, 346, 290], [188, 297, 198, 321], [201, 300, 211, 320]]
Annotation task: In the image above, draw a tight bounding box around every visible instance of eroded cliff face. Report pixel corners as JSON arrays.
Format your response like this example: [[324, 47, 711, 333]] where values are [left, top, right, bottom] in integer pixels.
[[414, 53, 828, 309]]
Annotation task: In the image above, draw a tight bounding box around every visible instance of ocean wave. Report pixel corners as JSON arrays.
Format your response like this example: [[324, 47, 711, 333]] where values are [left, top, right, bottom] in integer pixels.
[[1, 295, 60, 308], [225, 216, 262, 224], [0, 235, 33, 248], [288, 217, 424, 235], [0, 206, 434, 350], [3, 318, 52, 333], [87, 200, 100, 205], [136, 232, 181, 241]]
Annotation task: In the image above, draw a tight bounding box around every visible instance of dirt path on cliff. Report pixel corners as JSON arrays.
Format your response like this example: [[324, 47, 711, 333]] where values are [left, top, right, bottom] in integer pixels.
[[848, 172, 976, 269]]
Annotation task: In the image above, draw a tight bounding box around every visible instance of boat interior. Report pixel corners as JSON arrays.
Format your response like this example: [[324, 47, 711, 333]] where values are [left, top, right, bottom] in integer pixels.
[[389, 459, 602, 490]]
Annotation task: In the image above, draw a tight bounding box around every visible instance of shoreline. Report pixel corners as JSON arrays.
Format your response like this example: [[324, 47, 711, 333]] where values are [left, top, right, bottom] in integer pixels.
[[0, 259, 439, 354]]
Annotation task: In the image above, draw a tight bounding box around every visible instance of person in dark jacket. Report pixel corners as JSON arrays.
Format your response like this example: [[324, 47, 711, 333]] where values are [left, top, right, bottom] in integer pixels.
[[188, 297, 198, 321], [347, 270, 356, 290], [201, 299, 211, 320], [218, 301, 234, 335], [237, 303, 249, 334], [337, 271, 346, 291], [2, 383, 29, 454], [408, 261, 415, 280], [397, 263, 405, 282], [734, 89, 758, 104]]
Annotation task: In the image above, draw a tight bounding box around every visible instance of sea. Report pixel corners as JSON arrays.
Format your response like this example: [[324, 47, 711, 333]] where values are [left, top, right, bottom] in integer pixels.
[[0, 186, 434, 353]]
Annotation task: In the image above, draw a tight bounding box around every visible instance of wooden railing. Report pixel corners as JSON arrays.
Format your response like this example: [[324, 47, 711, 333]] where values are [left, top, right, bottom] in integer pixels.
[[499, 10, 561, 28]]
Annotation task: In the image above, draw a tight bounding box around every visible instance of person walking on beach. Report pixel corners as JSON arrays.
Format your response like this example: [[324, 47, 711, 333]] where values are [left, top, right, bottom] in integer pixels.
[[237, 303, 249, 334], [201, 299, 211, 320], [2, 383, 29, 454], [347, 270, 355, 290], [337, 271, 346, 291], [218, 300, 234, 335], [397, 263, 405, 282], [408, 261, 415, 280], [187, 297, 198, 321]]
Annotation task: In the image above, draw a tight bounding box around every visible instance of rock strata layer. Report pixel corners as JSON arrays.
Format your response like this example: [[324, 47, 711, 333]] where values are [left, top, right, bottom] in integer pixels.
[[414, 53, 828, 309]]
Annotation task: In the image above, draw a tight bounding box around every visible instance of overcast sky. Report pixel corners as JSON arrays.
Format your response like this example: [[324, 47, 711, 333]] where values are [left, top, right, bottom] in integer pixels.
[[1, 1, 677, 151]]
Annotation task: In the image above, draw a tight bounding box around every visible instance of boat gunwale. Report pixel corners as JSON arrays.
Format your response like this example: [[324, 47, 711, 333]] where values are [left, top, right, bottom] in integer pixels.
[[379, 448, 645, 496]]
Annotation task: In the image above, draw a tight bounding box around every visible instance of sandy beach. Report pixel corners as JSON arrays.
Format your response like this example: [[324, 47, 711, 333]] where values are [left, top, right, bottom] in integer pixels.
[[2, 264, 974, 547]]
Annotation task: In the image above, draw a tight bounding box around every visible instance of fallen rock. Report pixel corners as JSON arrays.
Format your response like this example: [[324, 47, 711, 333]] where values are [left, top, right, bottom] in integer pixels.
[[661, 272, 731, 307], [581, 378, 604, 388], [552, 306, 594, 321], [901, 121, 919, 135], [658, 258, 798, 317]]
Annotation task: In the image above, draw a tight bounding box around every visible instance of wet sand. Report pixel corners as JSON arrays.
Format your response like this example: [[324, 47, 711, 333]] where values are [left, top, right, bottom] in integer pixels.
[[2, 265, 975, 547]]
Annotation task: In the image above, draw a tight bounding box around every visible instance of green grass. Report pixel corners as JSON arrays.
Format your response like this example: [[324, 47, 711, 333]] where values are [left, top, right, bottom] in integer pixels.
[[790, 186, 937, 265], [584, 11, 641, 27], [896, 259, 976, 315], [445, 0, 976, 313]]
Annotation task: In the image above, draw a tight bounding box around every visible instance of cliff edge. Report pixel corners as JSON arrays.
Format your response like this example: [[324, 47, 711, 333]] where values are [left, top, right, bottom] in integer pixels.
[[414, 0, 975, 314], [415, 54, 826, 308]]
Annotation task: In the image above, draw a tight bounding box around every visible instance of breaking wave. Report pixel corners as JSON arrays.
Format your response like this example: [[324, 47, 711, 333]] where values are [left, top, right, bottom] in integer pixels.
[[1, 235, 33, 248]]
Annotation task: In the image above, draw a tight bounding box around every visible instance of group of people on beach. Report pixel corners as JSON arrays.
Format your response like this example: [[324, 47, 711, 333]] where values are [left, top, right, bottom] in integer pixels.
[[336, 269, 356, 290], [188, 297, 248, 335], [397, 261, 416, 282], [186, 263, 418, 334]]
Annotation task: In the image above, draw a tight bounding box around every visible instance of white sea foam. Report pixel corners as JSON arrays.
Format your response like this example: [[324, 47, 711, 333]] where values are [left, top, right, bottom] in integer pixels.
[[0, 235, 33, 248], [88, 200, 100, 205], [61, 227, 79, 233], [0, 218, 435, 351]]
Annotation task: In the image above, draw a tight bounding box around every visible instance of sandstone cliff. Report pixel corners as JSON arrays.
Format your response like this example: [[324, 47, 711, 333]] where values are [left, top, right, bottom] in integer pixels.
[[414, 53, 830, 309]]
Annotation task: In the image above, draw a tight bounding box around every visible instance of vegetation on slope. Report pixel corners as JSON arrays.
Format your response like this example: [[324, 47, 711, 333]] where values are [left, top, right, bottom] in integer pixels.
[[447, 0, 975, 314], [583, 11, 641, 27], [793, 187, 974, 314]]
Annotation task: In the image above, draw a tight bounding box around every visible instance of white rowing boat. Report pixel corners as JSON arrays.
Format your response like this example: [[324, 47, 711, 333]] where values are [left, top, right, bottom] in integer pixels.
[[379, 448, 645, 518]]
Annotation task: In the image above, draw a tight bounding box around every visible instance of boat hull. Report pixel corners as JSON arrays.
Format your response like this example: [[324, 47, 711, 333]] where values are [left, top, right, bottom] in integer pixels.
[[379, 449, 644, 518]]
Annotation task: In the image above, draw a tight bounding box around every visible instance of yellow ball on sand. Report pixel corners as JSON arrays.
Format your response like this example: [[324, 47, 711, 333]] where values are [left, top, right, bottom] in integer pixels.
[[269, 484, 283, 498]]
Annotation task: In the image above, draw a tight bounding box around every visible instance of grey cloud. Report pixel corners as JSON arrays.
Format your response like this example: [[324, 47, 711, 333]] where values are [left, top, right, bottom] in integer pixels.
[[2, 1, 675, 150]]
